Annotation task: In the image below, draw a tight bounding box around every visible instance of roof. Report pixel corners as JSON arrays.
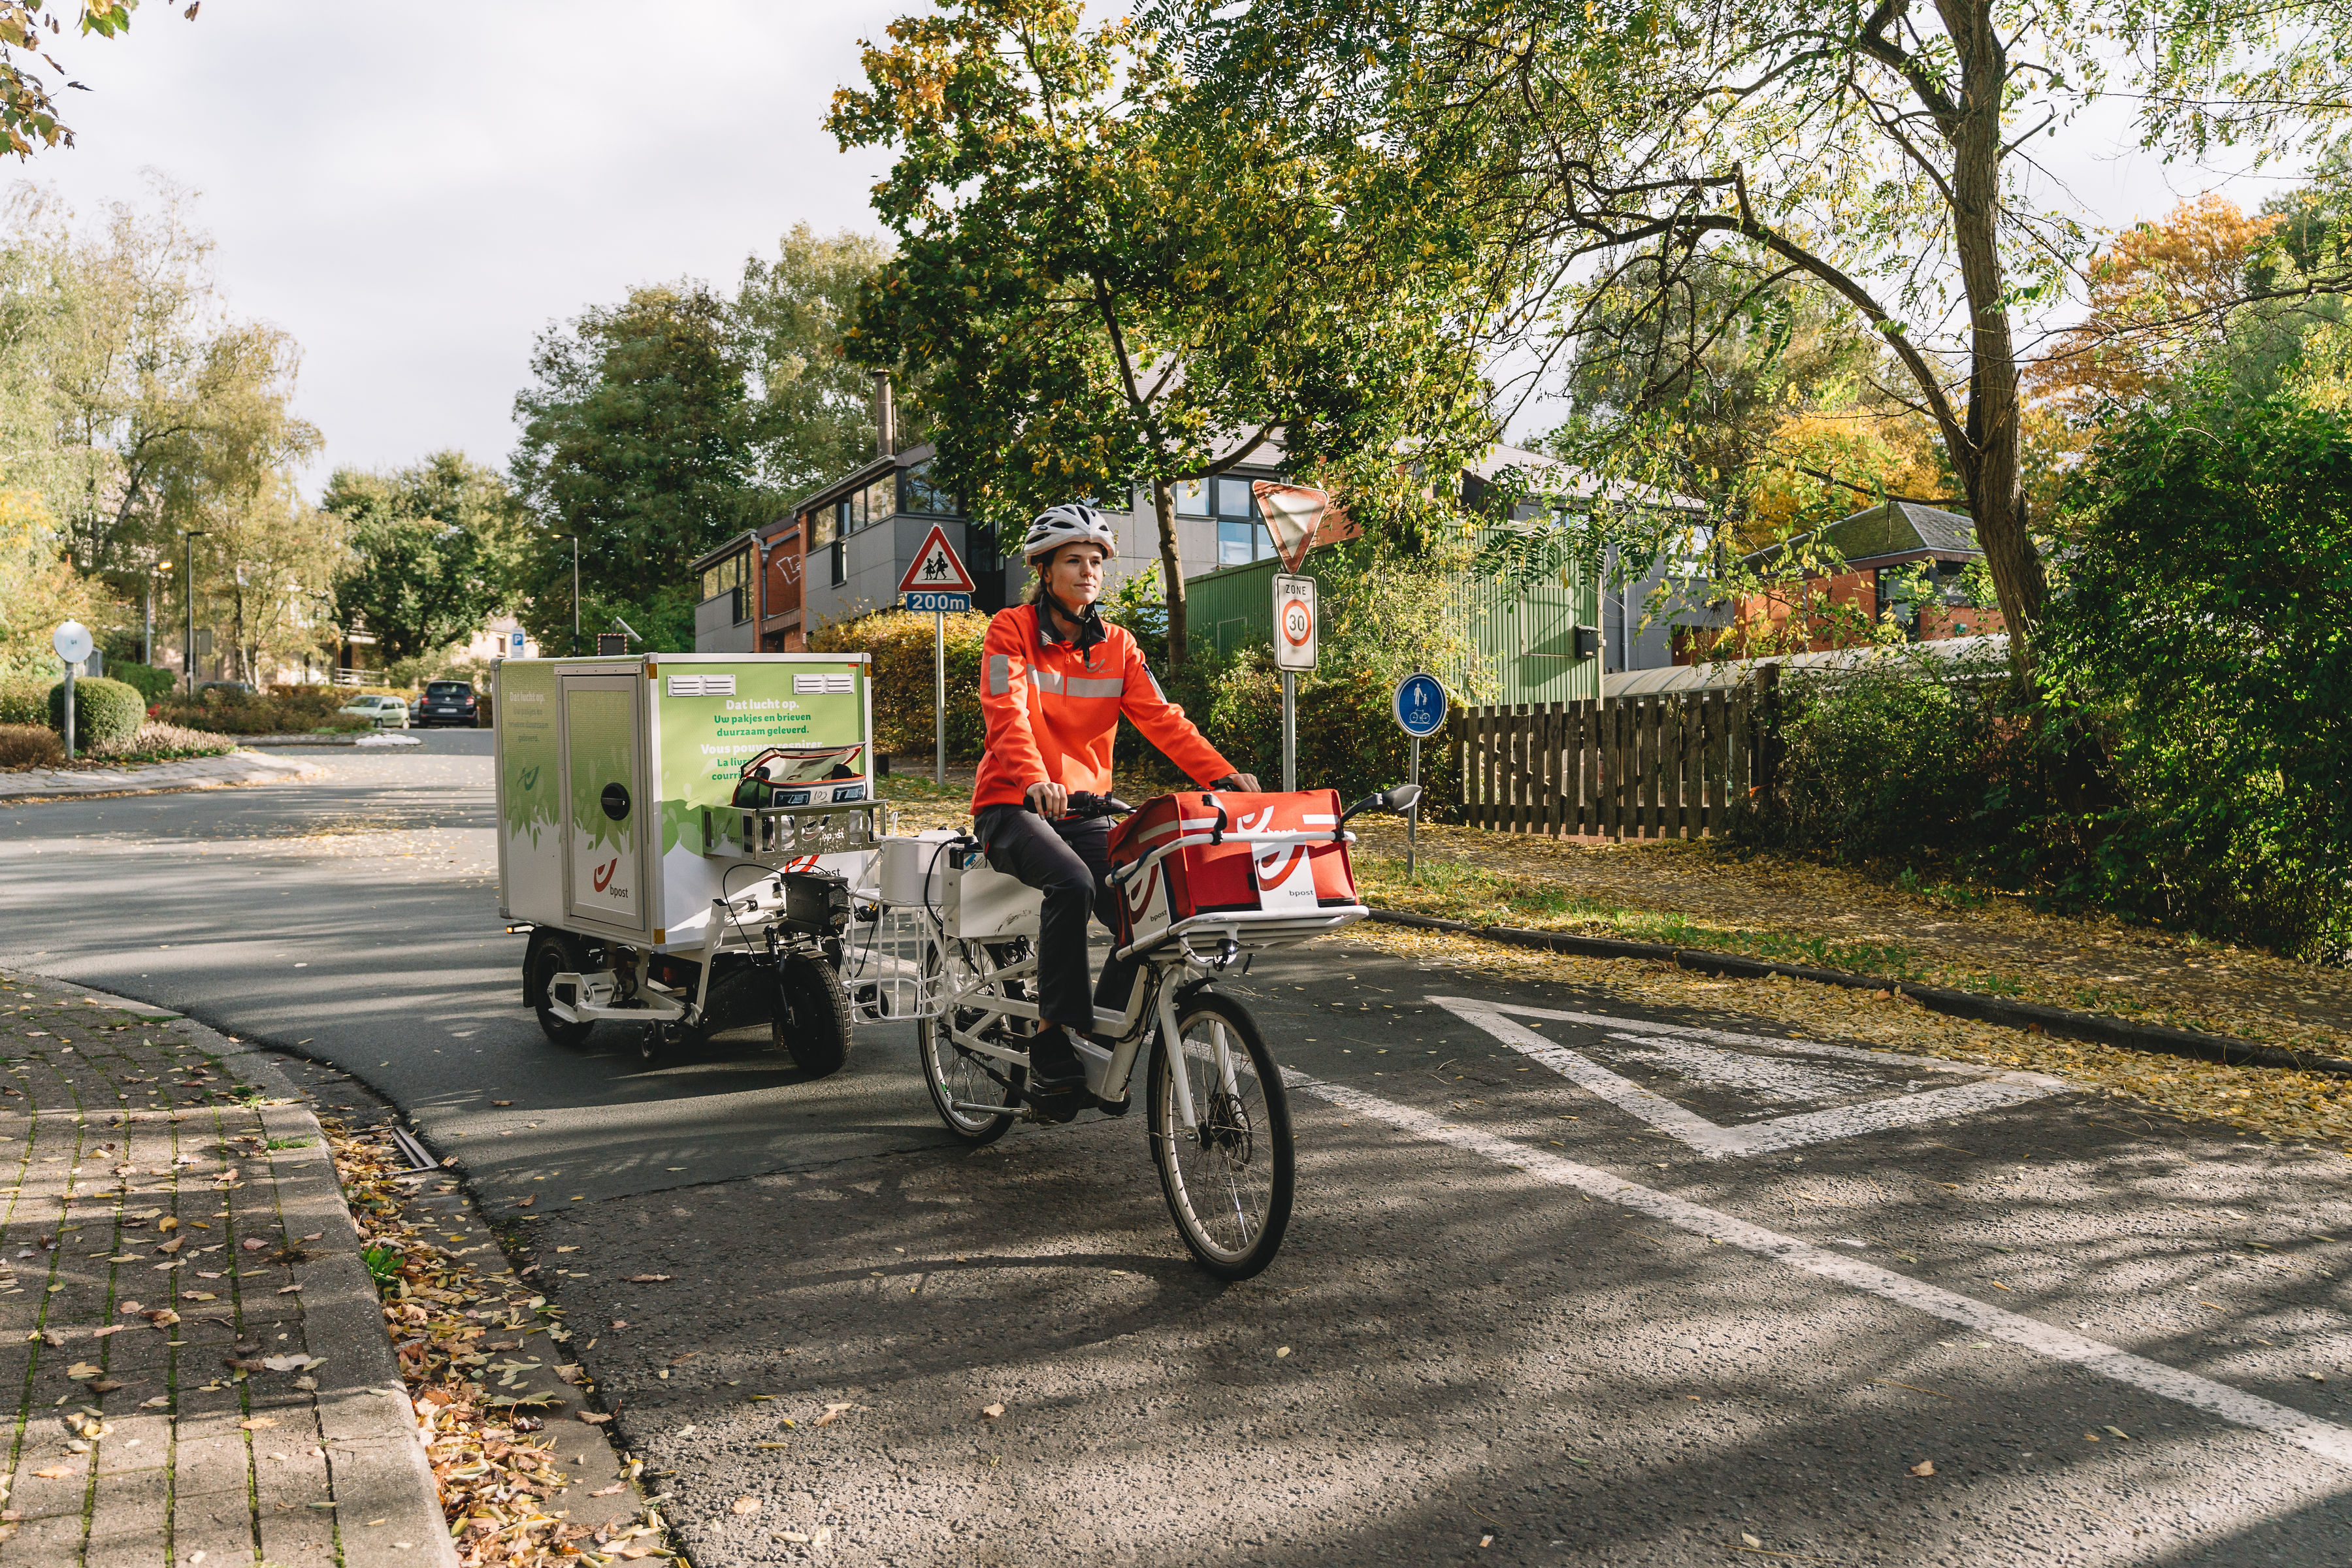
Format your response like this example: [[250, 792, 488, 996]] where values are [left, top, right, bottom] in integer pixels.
[[1605, 634, 2010, 697], [1744, 500, 1980, 570], [1467, 444, 1708, 513], [788, 440, 938, 518]]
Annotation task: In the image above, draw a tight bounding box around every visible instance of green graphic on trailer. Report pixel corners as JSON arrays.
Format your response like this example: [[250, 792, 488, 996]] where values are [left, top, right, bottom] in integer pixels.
[[655, 661, 868, 855], [566, 681, 639, 921], [498, 661, 559, 844]]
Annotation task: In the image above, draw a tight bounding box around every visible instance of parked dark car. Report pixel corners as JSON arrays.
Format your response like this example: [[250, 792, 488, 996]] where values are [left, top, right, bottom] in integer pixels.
[[414, 679, 480, 728]]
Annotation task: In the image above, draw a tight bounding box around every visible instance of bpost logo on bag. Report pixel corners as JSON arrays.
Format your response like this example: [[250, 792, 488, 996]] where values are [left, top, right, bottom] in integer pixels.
[[1241, 806, 1319, 913]]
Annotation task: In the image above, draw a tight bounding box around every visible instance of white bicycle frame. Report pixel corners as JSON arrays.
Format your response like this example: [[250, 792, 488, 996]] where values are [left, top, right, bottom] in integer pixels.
[[919, 823, 1369, 1128]]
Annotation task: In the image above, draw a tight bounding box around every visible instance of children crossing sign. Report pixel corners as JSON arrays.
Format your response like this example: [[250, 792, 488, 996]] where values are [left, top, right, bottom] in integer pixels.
[[898, 525, 977, 613]]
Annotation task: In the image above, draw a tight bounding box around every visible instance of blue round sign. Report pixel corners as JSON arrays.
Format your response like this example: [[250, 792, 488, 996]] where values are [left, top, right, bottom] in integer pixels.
[[1392, 672, 1448, 739]]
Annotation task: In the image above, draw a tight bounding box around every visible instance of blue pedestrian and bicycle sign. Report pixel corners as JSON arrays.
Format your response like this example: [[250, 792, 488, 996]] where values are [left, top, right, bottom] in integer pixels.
[[1393, 672, 1448, 738]]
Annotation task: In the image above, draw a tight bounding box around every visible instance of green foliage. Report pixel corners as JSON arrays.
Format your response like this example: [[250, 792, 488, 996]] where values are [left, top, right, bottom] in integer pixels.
[[1156, 649, 1458, 808], [2036, 373, 2352, 961], [734, 226, 914, 496], [830, 0, 1503, 659], [106, 659, 174, 701], [509, 284, 759, 655], [1736, 647, 2029, 862], [156, 684, 357, 736], [808, 609, 990, 760], [0, 4, 149, 161], [46, 674, 142, 749], [325, 452, 522, 663], [0, 674, 46, 724]]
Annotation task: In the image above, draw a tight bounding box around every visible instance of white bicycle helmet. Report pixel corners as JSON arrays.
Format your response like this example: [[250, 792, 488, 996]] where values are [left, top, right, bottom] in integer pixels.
[[1022, 503, 1117, 563]]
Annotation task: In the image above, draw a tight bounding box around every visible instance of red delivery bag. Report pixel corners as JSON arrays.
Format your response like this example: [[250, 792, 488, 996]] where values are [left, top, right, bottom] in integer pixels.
[[1108, 789, 1359, 949]]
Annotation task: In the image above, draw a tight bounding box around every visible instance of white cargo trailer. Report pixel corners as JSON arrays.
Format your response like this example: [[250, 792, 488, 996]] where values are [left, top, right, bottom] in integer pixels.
[[493, 651, 879, 1069]]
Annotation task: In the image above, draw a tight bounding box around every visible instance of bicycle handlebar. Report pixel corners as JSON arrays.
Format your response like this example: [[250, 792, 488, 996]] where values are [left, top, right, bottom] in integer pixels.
[[1026, 790, 1132, 820]]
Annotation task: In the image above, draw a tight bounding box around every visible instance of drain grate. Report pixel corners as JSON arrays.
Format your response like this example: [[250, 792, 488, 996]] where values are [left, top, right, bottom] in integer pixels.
[[388, 1124, 438, 1171]]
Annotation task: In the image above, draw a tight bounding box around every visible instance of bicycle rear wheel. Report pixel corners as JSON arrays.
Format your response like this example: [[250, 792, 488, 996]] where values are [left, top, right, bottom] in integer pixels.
[[1147, 991, 1294, 1280], [918, 939, 1024, 1145]]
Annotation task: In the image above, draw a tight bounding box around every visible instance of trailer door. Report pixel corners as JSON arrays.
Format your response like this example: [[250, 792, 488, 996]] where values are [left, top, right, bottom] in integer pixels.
[[560, 674, 649, 936]]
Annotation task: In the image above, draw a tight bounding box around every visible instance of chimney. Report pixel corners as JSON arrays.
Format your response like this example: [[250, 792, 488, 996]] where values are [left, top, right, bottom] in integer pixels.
[[872, 368, 896, 459]]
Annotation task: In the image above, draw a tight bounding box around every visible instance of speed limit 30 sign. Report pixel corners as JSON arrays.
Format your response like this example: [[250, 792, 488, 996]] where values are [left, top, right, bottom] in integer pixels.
[[1272, 574, 1317, 672]]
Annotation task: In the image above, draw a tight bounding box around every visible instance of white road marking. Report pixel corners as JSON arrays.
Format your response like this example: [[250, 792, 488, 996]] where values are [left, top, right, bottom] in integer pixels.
[[1429, 996, 2065, 1157], [1286, 1070, 2352, 1469]]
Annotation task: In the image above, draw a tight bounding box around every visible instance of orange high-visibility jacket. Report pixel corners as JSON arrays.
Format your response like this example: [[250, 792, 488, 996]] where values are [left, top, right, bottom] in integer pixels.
[[971, 602, 1234, 813]]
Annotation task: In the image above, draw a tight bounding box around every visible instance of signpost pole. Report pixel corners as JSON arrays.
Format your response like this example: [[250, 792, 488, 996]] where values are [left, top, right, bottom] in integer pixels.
[[1407, 734, 1421, 878], [52, 621, 91, 762], [934, 608, 946, 787], [62, 663, 74, 762], [1281, 669, 1296, 794]]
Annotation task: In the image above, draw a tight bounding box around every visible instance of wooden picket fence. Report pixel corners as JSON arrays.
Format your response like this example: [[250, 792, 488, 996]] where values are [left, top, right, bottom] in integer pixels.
[[1447, 672, 1777, 840]]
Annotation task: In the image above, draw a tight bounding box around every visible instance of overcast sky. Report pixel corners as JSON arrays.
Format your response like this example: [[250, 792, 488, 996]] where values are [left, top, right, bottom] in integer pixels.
[[19, 2, 2307, 497]]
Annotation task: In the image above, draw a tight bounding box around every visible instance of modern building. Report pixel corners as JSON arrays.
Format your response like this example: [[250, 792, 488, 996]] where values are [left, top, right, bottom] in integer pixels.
[[689, 372, 1288, 653]]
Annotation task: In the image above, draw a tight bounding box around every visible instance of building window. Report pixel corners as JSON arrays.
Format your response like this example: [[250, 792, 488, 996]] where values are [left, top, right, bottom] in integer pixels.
[[1211, 478, 1271, 568], [830, 536, 847, 587], [1175, 480, 1210, 517], [898, 461, 960, 517], [699, 549, 750, 619]]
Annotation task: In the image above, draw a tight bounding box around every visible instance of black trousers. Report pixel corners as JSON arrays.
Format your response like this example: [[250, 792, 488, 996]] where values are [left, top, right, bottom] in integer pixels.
[[972, 804, 1139, 1034]]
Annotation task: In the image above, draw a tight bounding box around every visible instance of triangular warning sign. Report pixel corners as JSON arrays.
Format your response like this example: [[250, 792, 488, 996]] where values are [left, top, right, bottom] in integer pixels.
[[897, 524, 977, 596], [1253, 482, 1357, 573]]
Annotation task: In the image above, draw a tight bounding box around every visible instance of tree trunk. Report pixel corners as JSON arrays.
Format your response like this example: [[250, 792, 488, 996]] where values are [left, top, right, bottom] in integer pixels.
[[1944, 0, 2049, 685], [1154, 478, 1189, 666]]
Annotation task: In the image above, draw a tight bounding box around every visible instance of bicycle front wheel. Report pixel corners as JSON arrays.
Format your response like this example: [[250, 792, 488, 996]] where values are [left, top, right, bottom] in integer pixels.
[[919, 939, 1024, 1145], [1147, 991, 1294, 1280]]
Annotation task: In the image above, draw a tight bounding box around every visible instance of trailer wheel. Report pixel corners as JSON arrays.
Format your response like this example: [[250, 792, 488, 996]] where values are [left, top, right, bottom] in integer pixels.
[[526, 932, 595, 1047], [776, 951, 852, 1078]]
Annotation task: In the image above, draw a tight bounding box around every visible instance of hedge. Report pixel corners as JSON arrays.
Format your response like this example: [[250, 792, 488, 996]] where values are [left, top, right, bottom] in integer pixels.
[[108, 661, 177, 702], [810, 609, 990, 761], [0, 679, 44, 726], [48, 678, 146, 751]]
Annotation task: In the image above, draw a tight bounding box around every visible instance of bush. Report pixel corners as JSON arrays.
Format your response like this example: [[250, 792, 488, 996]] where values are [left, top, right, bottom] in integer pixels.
[[809, 609, 990, 761], [95, 721, 237, 760], [2036, 374, 2352, 961], [48, 677, 146, 751], [1736, 645, 2030, 863], [0, 678, 46, 725], [0, 723, 62, 768], [108, 661, 177, 702], [157, 684, 375, 735], [1166, 648, 1460, 808]]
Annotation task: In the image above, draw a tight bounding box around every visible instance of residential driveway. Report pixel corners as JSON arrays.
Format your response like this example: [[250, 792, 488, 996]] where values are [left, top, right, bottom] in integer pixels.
[[6, 740, 2351, 1565]]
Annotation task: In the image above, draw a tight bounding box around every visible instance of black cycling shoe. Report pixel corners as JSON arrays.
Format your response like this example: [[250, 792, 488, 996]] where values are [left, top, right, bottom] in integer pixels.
[[1028, 1028, 1088, 1123]]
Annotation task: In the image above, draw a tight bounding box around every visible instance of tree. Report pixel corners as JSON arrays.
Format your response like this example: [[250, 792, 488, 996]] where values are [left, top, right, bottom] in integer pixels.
[[1172, 0, 2352, 681], [193, 472, 345, 685], [324, 451, 522, 664], [830, 0, 1501, 664], [733, 225, 910, 498], [6, 182, 319, 585], [0, 3, 167, 159], [508, 284, 759, 654], [2027, 195, 2283, 419]]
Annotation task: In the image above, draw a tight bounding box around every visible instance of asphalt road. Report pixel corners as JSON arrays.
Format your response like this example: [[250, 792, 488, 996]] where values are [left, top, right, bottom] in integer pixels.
[[7, 740, 2352, 1566]]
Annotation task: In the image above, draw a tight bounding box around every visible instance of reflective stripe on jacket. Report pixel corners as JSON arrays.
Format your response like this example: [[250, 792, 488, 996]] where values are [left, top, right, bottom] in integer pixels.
[[970, 602, 1233, 813]]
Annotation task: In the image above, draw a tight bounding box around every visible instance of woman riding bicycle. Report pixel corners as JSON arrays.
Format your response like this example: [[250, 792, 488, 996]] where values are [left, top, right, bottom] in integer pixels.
[[972, 504, 1260, 1117]]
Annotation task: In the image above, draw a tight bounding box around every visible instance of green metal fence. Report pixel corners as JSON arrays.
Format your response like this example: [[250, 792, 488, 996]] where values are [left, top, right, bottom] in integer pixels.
[[1179, 544, 1602, 705]]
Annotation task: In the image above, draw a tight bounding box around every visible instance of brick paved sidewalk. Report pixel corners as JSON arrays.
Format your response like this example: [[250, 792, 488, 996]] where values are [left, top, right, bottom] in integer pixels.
[[0, 971, 455, 1568]]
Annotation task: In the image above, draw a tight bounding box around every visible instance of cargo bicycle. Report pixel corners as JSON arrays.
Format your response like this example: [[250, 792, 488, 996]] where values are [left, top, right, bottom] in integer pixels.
[[849, 783, 1419, 1279]]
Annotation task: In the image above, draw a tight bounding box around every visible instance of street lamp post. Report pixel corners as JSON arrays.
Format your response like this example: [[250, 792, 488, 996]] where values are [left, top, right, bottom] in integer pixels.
[[553, 534, 580, 655], [181, 531, 208, 695]]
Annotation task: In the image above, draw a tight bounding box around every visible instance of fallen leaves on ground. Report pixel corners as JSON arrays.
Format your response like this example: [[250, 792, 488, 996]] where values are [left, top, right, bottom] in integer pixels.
[[1909, 1461, 1936, 1477], [323, 1114, 667, 1568], [1340, 926, 2352, 1152], [980, 1403, 1004, 1420], [730, 1497, 760, 1516], [1347, 821, 2351, 1062]]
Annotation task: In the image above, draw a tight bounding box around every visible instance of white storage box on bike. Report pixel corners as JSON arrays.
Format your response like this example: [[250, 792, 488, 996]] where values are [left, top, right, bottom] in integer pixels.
[[1108, 789, 1358, 951]]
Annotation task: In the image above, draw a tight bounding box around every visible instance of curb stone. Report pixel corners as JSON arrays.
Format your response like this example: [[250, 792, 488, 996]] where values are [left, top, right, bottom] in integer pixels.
[[1364, 907, 2352, 1079], [8, 970, 459, 1568], [0, 751, 321, 804]]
